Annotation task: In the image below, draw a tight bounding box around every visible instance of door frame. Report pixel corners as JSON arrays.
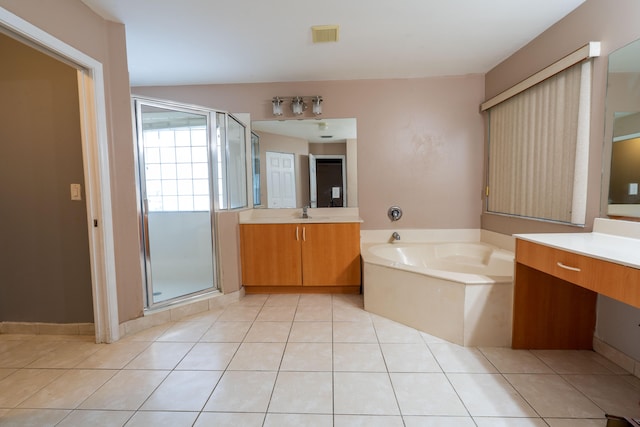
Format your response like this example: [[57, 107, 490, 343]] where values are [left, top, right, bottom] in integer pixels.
[[1, 8, 119, 343], [309, 154, 347, 208], [133, 97, 220, 309]]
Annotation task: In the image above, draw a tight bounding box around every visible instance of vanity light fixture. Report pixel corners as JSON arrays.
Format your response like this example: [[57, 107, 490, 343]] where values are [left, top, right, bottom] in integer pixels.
[[271, 97, 284, 116], [312, 96, 323, 115], [270, 96, 323, 117], [291, 96, 306, 115]]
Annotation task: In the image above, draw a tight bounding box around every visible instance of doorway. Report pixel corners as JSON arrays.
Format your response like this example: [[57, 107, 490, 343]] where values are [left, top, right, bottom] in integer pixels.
[[309, 154, 346, 208], [1, 9, 119, 342]]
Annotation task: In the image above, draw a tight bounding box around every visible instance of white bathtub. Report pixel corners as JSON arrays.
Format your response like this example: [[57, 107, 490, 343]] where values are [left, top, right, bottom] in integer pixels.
[[361, 230, 515, 347]]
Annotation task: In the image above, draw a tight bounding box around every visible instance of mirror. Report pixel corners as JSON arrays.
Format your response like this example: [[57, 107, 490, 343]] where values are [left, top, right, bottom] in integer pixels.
[[604, 38, 640, 219], [251, 118, 358, 208]]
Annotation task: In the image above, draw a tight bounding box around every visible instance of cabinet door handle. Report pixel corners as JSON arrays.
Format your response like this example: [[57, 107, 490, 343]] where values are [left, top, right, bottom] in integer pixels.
[[296, 226, 299, 241], [303, 226, 306, 242], [557, 262, 581, 272]]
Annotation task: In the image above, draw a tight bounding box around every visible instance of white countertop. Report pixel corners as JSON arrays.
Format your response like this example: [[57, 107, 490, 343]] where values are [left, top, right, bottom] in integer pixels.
[[238, 207, 363, 224], [515, 228, 640, 269]]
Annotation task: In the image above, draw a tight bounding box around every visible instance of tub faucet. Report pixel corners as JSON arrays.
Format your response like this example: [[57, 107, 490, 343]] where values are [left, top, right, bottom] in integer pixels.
[[392, 232, 401, 241]]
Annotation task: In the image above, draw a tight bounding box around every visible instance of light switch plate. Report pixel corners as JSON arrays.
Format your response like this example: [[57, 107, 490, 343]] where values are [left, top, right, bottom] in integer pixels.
[[630, 183, 639, 196], [70, 183, 82, 201]]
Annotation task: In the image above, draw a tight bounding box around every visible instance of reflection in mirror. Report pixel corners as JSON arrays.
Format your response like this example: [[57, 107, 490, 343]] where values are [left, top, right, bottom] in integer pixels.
[[251, 118, 357, 208], [605, 38, 640, 219]]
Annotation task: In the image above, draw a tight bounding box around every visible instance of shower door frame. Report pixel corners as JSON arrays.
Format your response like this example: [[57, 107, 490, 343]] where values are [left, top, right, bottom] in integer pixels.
[[134, 97, 222, 310]]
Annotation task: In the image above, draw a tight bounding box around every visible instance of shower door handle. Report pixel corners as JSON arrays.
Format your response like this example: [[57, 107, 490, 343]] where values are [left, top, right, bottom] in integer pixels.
[[143, 199, 151, 257]]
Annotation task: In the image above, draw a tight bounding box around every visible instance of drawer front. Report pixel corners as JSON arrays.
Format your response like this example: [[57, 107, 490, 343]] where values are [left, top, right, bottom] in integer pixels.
[[516, 239, 640, 308], [516, 240, 591, 287]]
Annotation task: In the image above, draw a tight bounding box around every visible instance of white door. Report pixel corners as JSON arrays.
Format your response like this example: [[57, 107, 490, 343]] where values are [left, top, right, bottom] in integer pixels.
[[266, 151, 296, 208]]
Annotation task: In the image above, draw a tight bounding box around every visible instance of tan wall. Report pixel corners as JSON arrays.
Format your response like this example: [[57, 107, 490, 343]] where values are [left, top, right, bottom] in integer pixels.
[[134, 75, 486, 230], [482, 0, 640, 235], [0, 0, 144, 323]]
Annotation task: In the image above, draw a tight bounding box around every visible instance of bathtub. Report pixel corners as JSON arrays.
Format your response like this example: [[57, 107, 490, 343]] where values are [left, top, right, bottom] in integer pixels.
[[361, 230, 515, 347]]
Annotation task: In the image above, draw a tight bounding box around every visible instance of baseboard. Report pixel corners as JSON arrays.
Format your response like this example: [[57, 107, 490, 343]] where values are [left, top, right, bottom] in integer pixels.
[[118, 288, 245, 339], [593, 336, 640, 378], [0, 322, 94, 336]]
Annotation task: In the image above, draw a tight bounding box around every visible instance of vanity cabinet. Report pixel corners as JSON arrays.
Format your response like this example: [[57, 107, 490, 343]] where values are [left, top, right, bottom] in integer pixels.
[[240, 222, 361, 293], [512, 238, 640, 350]]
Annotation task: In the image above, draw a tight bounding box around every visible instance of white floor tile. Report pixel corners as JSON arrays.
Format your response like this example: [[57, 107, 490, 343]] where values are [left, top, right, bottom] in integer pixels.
[[0, 369, 65, 408], [227, 342, 285, 370], [124, 411, 198, 427], [334, 372, 400, 415], [195, 412, 264, 427], [294, 305, 333, 321], [381, 343, 441, 372], [473, 417, 549, 426], [280, 342, 333, 371], [505, 373, 604, 418], [199, 321, 251, 342], [479, 347, 554, 374], [373, 317, 423, 343], [175, 342, 239, 370], [429, 343, 498, 373], [0, 408, 70, 426], [563, 373, 640, 416], [269, 371, 333, 414], [140, 370, 221, 411], [78, 370, 169, 410], [203, 370, 277, 412], [124, 342, 194, 370], [334, 414, 404, 426], [545, 419, 606, 427], [447, 373, 537, 417], [333, 321, 378, 343], [56, 410, 133, 427], [18, 369, 116, 409], [244, 321, 292, 343], [531, 350, 619, 375], [288, 321, 332, 342], [334, 343, 386, 372], [0, 293, 637, 426], [390, 373, 468, 416], [256, 306, 296, 321], [264, 413, 333, 427]]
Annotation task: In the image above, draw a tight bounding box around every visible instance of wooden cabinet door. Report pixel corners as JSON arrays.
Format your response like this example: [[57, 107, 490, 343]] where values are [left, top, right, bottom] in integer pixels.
[[240, 223, 302, 286], [301, 223, 361, 286]]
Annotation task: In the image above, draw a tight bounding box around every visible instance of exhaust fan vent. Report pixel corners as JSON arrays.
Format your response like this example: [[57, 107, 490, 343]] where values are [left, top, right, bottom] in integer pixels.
[[312, 25, 340, 43]]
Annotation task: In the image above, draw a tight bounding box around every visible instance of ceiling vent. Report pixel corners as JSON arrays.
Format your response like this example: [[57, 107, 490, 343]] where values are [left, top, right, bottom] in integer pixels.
[[312, 25, 340, 43]]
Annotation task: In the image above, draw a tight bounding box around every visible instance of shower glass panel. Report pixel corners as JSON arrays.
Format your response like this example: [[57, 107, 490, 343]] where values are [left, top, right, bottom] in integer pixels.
[[227, 115, 248, 209], [136, 101, 217, 306]]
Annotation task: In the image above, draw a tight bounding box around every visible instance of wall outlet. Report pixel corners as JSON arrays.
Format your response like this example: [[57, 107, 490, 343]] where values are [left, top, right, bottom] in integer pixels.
[[629, 183, 639, 196]]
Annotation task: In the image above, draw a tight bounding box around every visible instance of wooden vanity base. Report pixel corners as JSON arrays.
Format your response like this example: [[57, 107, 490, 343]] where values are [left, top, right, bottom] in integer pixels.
[[512, 263, 596, 349], [244, 285, 360, 294]]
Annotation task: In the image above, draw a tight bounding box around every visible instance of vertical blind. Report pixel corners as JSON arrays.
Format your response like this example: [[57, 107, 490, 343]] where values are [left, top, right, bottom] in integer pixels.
[[487, 60, 592, 225]]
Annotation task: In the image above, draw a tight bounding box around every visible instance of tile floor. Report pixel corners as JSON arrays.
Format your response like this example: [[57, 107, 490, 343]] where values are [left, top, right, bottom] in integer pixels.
[[0, 293, 639, 426]]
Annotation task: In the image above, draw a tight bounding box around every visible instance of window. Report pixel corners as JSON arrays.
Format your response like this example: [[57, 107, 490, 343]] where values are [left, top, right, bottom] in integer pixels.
[[484, 45, 597, 225], [137, 101, 248, 213], [143, 118, 210, 212]]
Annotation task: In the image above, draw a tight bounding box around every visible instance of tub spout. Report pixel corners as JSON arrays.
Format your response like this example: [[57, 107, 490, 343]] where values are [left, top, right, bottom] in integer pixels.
[[392, 232, 401, 241]]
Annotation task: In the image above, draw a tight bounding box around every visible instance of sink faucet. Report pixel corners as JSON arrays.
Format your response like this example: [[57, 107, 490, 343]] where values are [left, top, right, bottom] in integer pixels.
[[392, 232, 400, 241], [302, 206, 309, 219]]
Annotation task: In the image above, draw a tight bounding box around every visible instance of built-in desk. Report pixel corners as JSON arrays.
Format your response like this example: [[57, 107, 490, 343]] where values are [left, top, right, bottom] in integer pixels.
[[513, 219, 640, 349]]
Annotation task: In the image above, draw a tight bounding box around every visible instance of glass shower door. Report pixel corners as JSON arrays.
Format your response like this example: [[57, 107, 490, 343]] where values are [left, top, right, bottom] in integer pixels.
[[135, 101, 217, 306]]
